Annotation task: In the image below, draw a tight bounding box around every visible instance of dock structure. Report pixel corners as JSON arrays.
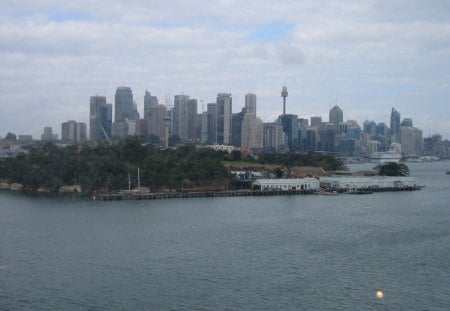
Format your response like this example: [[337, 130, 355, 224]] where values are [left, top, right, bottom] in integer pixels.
[[94, 189, 316, 201]]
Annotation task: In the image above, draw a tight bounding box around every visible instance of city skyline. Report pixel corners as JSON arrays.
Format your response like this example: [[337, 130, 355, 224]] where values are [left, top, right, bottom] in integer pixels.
[[1, 1, 450, 138]]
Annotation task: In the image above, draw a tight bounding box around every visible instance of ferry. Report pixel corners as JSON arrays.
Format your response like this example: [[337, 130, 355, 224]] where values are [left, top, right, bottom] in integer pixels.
[[370, 151, 401, 163]]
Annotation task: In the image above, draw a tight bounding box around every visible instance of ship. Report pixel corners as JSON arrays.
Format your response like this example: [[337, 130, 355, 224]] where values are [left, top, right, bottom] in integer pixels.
[[369, 151, 401, 163]]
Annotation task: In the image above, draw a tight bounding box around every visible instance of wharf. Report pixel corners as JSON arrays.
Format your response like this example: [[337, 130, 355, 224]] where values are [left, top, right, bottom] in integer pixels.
[[94, 189, 316, 201]]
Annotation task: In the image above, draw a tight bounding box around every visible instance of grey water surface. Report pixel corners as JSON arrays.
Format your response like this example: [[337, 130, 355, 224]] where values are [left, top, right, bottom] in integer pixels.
[[1, 162, 449, 310]]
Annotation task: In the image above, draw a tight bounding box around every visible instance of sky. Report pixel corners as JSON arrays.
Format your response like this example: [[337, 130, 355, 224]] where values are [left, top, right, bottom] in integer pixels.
[[1, 0, 450, 139]]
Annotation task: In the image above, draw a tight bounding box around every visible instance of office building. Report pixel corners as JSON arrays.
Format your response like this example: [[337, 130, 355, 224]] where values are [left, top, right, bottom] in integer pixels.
[[241, 114, 263, 149], [89, 95, 112, 141], [62, 121, 87, 144], [329, 105, 343, 131], [144, 91, 158, 119], [216, 93, 232, 145], [390, 108, 401, 143]]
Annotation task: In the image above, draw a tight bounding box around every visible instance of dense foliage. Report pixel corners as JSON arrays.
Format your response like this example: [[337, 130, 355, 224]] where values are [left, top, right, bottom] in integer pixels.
[[0, 138, 345, 193], [0, 138, 227, 192], [376, 162, 410, 176], [256, 152, 344, 171]]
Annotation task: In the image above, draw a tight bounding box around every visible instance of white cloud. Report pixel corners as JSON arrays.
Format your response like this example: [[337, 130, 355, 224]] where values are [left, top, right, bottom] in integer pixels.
[[0, 0, 449, 138]]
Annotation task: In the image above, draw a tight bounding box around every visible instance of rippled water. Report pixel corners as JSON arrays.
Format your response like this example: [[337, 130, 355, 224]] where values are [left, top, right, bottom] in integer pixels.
[[1, 162, 450, 310]]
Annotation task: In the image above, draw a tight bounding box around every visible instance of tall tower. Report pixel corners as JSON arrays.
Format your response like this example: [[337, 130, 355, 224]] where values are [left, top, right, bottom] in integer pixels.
[[281, 85, 288, 115]]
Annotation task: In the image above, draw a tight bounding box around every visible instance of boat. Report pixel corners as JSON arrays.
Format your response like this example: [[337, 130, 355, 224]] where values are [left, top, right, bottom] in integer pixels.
[[370, 151, 401, 163]]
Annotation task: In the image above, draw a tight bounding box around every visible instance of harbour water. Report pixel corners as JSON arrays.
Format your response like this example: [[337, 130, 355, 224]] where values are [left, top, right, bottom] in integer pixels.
[[1, 162, 449, 310]]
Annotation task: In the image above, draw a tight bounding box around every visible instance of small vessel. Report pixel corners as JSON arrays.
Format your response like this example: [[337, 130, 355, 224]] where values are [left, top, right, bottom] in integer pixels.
[[370, 151, 401, 163]]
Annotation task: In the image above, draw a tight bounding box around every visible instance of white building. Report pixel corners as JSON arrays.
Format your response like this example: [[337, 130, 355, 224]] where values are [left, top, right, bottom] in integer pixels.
[[253, 178, 320, 191]]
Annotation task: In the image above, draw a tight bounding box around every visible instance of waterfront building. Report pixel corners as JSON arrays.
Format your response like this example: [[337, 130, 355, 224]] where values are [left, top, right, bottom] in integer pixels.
[[253, 178, 319, 191], [400, 126, 422, 156], [390, 108, 401, 143], [329, 105, 343, 131], [62, 121, 87, 144], [367, 140, 379, 155], [216, 93, 232, 145], [90, 95, 112, 141]]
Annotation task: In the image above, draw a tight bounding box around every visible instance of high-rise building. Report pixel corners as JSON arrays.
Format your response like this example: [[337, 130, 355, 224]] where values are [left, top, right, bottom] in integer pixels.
[[401, 126, 422, 156], [147, 104, 167, 140], [172, 95, 197, 141], [62, 121, 87, 144], [263, 122, 284, 153], [115, 86, 137, 122], [278, 114, 299, 151], [231, 111, 244, 147], [244, 93, 256, 116], [206, 103, 217, 143], [216, 93, 232, 145], [401, 118, 413, 127], [144, 90, 158, 119], [363, 120, 377, 138], [241, 114, 263, 149], [390, 108, 401, 143], [310, 116, 322, 127], [90, 95, 112, 141], [329, 105, 343, 131]]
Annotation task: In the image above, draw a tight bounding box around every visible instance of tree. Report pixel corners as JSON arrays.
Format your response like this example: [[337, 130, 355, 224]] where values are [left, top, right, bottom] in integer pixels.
[[377, 162, 409, 176]]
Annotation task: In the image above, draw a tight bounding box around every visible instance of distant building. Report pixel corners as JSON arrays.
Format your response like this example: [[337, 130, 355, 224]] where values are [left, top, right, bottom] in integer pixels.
[[310, 116, 322, 127], [231, 111, 244, 147], [390, 108, 401, 143], [147, 104, 167, 140], [62, 121, 87, 144], [41, 127, 54, 141], [143, 90, 158, 119], [244, 93, 256, 116], [401, 118, 413, 127], [401, 126, 422, 156], [90, 95, 112, 141], [329, 105, 343, 131], [216, 93, 232, 145], [206, 103, 217, 143], [18, 135, 33, 141], [115, 86, 138, 122], [241, 114, 263, 149], [263, 122, 284, 153], [278, 114, 299, 151]]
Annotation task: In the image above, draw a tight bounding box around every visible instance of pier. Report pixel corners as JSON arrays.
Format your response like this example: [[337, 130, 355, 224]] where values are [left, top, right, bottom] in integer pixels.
[[94, 189, 316, 201]]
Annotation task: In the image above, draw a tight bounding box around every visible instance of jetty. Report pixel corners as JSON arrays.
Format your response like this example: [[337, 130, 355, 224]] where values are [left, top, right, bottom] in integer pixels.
[[94, 189, 317, 201]]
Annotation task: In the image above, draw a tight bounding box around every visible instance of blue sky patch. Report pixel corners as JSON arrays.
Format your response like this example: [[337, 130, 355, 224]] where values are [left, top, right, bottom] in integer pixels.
[[250, 22, 296, 41], [49, 11, 94, 22]]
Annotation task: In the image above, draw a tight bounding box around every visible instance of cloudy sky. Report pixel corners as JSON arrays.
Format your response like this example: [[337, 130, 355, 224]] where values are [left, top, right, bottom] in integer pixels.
[[1, 0, 450, 139]]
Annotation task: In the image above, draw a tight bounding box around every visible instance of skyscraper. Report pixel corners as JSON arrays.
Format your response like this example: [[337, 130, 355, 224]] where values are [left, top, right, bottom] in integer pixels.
[[173, 95, 197, 141], [329, 105, 343, 131], [390, 108, 401, 143], [144, 90, 158, 119], [206, 103, 217, 143], [216, 93, 232, 145], [245, 93, 256, 115], [114, 86, 136, 122], [278, 114, 299, 151], [90, 95, 112, 141], [241, 114, 264, 149]]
